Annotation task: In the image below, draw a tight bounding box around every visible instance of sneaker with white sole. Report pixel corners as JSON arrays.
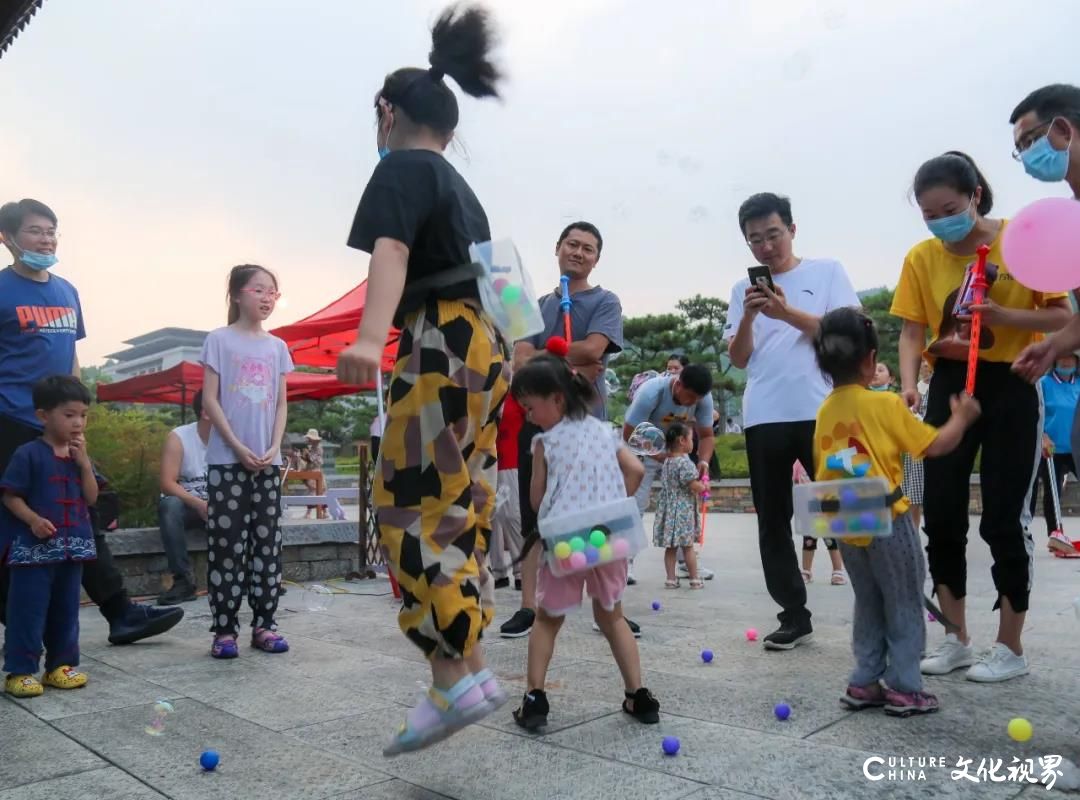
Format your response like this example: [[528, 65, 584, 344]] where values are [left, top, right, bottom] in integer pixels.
[[965, 642, 1029, 683], [920, 633, 975, 675], [676, 563, 715, 580]]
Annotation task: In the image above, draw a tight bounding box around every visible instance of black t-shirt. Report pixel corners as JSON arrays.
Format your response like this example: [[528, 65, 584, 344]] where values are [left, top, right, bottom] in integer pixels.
[[347, 150, 490, 323]]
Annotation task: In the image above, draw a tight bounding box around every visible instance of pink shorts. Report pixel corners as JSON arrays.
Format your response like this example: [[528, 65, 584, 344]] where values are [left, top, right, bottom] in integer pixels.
[[536, 559, 628, 617]]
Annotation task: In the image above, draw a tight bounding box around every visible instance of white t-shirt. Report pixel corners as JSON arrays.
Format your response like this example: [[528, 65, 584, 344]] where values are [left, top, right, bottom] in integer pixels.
[[724, 258, 860, 428]]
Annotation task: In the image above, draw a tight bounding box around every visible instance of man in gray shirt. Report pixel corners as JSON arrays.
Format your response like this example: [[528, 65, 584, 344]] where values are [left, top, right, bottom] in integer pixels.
[[499, 221, 631, 639]]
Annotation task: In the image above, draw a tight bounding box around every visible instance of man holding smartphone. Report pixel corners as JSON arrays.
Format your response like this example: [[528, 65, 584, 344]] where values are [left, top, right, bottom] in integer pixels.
[[724, 192, 860, 650]]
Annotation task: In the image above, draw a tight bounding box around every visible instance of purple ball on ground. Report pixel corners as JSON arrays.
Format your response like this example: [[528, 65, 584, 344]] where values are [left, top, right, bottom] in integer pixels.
[[701, 649, 713, 663], [200, 750, 220, 771], [651, 600, 661, 611], [662, 736, 680, 755], [774, 703, 791, 721]]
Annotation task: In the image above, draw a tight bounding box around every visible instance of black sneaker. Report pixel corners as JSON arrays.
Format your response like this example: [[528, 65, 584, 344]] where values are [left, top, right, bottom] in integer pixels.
[[591, 617, 642, 638], [156, 575, 197, 605], [108, 603, 184, 645], [514, 578, 522, 591], [512, 689, 549, 731], [493, 577, 510, 590], [499, 608, 536, 638], [763, 621, 813, 651], [622, 687, 660, 724]]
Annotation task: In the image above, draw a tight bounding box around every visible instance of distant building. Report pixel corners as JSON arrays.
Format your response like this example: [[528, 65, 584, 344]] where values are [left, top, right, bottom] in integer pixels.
[[102, 328, 208, 381]]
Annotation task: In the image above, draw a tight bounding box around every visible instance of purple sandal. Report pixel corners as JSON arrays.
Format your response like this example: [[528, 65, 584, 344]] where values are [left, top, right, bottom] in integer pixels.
[[211, 636, 239, 659], [252, 628, 289, 653]]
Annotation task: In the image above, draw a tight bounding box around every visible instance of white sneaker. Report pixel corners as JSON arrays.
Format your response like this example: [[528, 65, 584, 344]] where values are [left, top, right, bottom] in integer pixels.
[[920, 633, 975, 675], [676, 563, 715, 580], [965, 642, 1030, 683]]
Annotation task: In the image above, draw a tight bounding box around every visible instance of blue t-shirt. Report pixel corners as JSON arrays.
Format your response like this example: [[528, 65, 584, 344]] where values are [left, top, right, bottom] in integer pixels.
[[1041, 371, 1080, 453], [625, 375, 714, 431], [0, 438, 97, 565], [523, 285, 623, 419], [0, 267, 85, 428]]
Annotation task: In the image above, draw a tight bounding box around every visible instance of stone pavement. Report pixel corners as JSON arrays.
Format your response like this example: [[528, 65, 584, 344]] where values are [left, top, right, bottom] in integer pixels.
[[2, 514, 1078, 800]]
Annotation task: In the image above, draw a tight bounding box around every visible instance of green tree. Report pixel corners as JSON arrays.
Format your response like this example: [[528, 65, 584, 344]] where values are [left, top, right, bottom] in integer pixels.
[[861, 289, 902, 379], [86, 406, 171, 527]]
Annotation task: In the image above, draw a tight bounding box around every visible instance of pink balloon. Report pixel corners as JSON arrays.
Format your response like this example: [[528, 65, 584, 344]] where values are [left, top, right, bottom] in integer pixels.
[[569, 551, 588, 570], [1002, 197, 1080, 292]]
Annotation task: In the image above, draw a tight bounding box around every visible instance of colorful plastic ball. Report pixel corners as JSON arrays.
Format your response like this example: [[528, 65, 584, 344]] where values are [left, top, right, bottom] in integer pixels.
[[745, 628, 758, 642], [589, 528, 607, 547], [839, 488, 858, 508], [569, 536, 586, 552], [847, 517, 862, 533], [553, 541, 572, 560], [493, 278, 509, 293], [662, 736, 680, 756], [1007, 718, 1033, 742], [774, 703, 792, 721], [569, 552, 587, 570], [927, 612, 936, 622], [501, 284, 522, 305], [599, 544, 613, 561], [830, 518, 847, 534], [612, 538, 631, 559], [701, 649, 714, 663], [813, 517, 829, 535], [584, 545, 600, 565], [200, 750, 220, 771], [651, 600, 661, 611], [859, 512, 878, 531]]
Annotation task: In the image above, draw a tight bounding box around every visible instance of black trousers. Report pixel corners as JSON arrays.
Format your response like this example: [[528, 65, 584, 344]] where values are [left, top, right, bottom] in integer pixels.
[[0, 415, 128, 624], [744, 420, 814, 627], [517, 421, 541, 540], [1029, 453, 1075, 534], [923, 359, 1040, 613]]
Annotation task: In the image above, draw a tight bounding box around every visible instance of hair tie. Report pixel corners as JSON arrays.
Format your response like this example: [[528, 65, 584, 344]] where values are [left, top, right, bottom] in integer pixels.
[[545, 336, 569, 357], [428, 66, 445, 82]]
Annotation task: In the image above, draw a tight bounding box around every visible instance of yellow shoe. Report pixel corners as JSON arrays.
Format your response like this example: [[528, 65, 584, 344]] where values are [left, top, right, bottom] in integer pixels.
[[5, 674, 44, 698], [42, 666, 88, 690]]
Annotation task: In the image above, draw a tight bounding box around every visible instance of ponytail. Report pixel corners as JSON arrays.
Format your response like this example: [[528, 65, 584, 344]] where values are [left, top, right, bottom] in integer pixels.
[[377, 4, 503, 136], [912, 150, 994, 216], [226, 264, 278, 325]]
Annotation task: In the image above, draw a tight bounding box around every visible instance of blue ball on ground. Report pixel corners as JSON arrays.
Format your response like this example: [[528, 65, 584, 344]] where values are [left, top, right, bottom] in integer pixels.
[[662, 735, 680, 755], [200, 750, 220, 771], [701, 649, 713, 663], [774, 703, 792, 721], [651, 600, 661, 611]]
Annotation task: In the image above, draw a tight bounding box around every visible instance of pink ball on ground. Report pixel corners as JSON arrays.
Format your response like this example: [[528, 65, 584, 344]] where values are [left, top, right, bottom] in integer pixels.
[[569, 551, 588, 570], [612, 538, 631, 559], [745, 628, 758, 642]]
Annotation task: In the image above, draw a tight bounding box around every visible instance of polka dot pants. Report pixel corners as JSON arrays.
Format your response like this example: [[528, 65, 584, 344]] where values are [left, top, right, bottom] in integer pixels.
[[206, 464, 283, 636]]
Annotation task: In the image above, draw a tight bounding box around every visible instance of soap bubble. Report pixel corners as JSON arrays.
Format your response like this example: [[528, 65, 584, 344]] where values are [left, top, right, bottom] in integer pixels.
[[611, 202, 630, 220], [144, 699, 175, 736], [628, 422, 666, 457], [677, 156, 703, 174], [689, 205, 710, 223], [306, 583, 335, 612], [783, 50, 814, 81], [657, 150, 672, 166], [603, 370, 621, 394], [822, 6, 847, 29]]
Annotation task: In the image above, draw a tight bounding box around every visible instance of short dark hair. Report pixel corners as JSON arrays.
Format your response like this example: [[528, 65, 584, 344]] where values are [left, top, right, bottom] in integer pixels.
[[677, 364, 713, 396], [1009, 83, 1080, 129], [912, 151, 994, 216], [665, 421, 691, 450], [557, 221, 603, 254], [0, 199, 57, 237], [510, 353, 595, 421], [813, 307, 879, 385], [377, 5, 502, 137], [667, 354, 689, 367], [33, 375, 91, 411], [738, 193, 793, 234], [192, 389, 203, 419]]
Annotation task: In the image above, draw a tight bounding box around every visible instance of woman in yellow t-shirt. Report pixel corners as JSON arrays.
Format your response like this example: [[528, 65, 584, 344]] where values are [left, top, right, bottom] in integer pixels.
[[891, 151, 1072, 684]]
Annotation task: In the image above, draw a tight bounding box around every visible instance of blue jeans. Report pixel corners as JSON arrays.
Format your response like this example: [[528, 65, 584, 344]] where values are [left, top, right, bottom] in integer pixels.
[[157, 496, 204, 579]]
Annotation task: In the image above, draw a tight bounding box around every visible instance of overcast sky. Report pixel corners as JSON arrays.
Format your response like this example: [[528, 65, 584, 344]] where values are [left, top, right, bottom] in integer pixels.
[[2, 0, 1077, 365]]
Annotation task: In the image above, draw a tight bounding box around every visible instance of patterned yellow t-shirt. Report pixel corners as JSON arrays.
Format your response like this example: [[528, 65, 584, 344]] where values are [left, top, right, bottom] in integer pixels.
[[890, 220, 1067, 365], [814, 386, 939, 519]]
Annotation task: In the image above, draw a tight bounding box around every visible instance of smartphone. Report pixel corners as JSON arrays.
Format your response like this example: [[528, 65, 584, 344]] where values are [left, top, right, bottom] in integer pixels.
[[747, 265, 775, 294]]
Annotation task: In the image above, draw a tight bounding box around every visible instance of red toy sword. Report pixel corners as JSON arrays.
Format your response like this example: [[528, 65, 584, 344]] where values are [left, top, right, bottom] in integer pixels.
[[964, 244, 991, 396]]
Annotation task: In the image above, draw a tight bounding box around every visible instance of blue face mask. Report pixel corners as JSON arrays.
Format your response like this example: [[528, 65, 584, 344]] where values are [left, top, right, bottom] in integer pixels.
[[869, 384, 891, 392], [377, 146, 391, 160], [8, 241, 57, 271], [1055, 367, 1076, 379], [1021, 132, 1070, 183], [926, 200, 976, 243]]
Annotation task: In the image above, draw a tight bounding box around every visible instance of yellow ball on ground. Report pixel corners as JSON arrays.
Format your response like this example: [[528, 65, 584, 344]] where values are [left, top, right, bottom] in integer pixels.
[[1007, 718, 1033, 742]]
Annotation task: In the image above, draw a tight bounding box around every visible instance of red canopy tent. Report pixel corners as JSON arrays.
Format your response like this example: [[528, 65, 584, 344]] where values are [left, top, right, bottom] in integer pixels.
[[96, 361, 362, 418], [270, 281, 399, 371]]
